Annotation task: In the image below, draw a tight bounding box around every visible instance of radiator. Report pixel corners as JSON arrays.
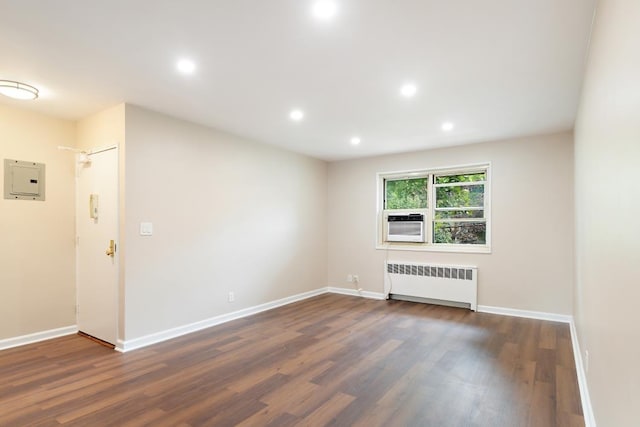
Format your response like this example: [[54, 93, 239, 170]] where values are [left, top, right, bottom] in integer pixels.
[[384, 261, 478, 311]]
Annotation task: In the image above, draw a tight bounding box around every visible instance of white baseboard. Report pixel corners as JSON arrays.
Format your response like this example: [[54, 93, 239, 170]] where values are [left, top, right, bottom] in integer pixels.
[[327, 286, 385, 300], [0, 325, 77, 351], [117, 287, 328, 352], [570, 319, 596, 427], [477, 305, 572, 323]]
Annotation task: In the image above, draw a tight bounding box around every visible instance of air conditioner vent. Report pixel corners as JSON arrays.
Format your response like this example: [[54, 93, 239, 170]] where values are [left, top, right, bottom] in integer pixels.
[[386, 214, 425, 243]]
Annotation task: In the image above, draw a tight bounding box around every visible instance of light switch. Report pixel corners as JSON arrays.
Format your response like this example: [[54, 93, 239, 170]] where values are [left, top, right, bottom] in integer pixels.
[[140, 222, 153, 236]]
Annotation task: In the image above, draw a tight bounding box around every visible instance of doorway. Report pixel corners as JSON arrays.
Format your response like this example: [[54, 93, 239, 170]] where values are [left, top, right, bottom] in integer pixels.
[[76, 146, 118, 346]]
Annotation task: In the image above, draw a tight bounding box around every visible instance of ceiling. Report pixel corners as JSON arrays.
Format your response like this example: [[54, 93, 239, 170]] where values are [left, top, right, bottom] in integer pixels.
[[0, 0, 596, 161]]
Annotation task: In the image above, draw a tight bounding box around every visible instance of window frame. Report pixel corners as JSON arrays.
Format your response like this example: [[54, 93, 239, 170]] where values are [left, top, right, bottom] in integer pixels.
[[376, 163, 491, 253]]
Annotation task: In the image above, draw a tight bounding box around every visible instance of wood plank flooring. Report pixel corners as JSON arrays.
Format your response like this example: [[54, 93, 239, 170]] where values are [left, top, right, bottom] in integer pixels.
[[0, 294, 584, 426]]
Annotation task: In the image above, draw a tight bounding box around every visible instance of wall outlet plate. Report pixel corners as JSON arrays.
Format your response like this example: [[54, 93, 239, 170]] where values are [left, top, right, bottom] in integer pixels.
[[140, 222, 153, 236]]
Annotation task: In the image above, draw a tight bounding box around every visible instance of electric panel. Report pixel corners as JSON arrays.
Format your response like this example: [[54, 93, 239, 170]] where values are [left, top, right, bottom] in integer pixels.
[[4, 159, 46, 201]]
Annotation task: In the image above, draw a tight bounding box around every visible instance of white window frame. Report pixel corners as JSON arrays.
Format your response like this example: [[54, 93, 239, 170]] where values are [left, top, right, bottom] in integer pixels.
[[376, 162, 491, 253]]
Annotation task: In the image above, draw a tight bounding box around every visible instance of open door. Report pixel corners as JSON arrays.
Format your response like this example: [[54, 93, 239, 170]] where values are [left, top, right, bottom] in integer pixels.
[[76, 147, 118, 346]]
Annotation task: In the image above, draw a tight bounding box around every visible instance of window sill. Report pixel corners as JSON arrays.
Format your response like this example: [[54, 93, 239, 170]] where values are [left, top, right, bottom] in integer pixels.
[[375, 243, 492, 254]]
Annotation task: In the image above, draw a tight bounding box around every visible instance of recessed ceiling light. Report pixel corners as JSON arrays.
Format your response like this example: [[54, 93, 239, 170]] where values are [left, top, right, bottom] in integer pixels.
[[289, 109, 305, 121], [176, 59, 196, 74], [312, 1, 338, 20], [400, 83, 417, 98], [0, 80, 39, 100], [350, 137, 361, 145], [441, 121, 454, 131]]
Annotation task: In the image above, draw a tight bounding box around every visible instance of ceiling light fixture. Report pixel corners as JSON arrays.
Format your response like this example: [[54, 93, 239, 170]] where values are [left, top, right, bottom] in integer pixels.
[[0, 80, 39, 100], [441, 121, 454, 131], [176, 59, 196, 74], [289, 109, 305, 121], [350, 137, 361, 145], [400, 83, 417, 98], [312, 1, 338, 20]]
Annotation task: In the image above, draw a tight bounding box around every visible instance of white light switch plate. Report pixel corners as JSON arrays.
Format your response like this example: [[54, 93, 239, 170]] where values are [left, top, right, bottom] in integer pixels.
[[140, 222, 153, 236]]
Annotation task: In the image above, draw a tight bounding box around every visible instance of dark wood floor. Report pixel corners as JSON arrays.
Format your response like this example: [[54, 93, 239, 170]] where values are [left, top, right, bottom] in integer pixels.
[[0, 294, 584, 426]]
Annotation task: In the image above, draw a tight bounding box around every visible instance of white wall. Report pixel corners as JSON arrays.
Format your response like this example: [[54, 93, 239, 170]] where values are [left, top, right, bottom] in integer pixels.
[[574, 0, 640, 425], [328, 132, 574, 314], [122, 105, 328, 340], [0, 104, 76, 339]]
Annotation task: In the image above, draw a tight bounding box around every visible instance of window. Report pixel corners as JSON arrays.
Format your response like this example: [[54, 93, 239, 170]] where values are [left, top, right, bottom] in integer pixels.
[[377, 164, 490, 252], [433, 172, 486, 244]]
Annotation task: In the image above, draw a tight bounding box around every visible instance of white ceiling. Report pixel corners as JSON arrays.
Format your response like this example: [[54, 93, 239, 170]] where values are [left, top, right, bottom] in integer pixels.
[[0, 0, 596, 161]]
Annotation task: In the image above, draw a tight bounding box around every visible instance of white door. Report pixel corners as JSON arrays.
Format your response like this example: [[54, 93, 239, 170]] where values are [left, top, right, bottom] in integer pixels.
[[76, 147, 118, 345]]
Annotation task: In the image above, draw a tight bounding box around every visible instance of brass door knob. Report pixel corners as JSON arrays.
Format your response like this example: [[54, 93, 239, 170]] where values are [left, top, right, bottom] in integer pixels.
[[106, 240, 116, 257]]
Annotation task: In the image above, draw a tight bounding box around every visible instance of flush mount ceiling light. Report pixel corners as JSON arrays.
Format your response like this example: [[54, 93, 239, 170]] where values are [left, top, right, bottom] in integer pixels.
[[0, 80, 39, 100], [441, 121, 454, 131], [176, 59, 196, 75], [312, 1, 338, 20], [400, 83, 417, 98], [350, 137, 361, 145], [289, 109, 305, 121]]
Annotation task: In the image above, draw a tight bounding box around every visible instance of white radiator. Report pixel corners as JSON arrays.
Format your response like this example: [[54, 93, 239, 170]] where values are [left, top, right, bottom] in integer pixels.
[[384, 261, 478, 311]]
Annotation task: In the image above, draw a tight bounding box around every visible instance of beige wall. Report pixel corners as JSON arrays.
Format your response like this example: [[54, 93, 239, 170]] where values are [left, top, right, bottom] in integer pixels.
[[574, 0, 640, 425], [0, 104, 76, 339], [122, 105, 328, 340], [76, 103, 126, 340], [328, 132, 574, 314], [76, 104, 125, 152]]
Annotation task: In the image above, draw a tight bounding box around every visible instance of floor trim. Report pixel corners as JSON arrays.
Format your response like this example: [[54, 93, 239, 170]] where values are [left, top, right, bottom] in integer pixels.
[[477, 304, 572, 323], [327, 286, 386, 300], [117, 287, 328, 352], [570, 319, 597, 427], [0, 325, 78, 351], [77, 331, 116, 349]]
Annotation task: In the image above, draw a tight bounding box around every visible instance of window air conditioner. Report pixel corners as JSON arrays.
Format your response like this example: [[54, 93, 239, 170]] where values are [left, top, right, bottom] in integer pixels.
[[386, 213, 425, 243]]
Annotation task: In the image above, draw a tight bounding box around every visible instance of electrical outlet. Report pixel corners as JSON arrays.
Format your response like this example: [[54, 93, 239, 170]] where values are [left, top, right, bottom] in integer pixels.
[[347, 274, 353, 282], [228, 292, 235, 303], [584, 350, 589, 373]]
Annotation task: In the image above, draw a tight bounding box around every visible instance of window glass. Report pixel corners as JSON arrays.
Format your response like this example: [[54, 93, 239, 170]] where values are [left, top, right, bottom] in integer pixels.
[[433, 222, 486, 244], [434, 209, 484, 219], [385, 178, 428, 209], [434, 172, 486, 184], [435, 184, 484, 208]]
